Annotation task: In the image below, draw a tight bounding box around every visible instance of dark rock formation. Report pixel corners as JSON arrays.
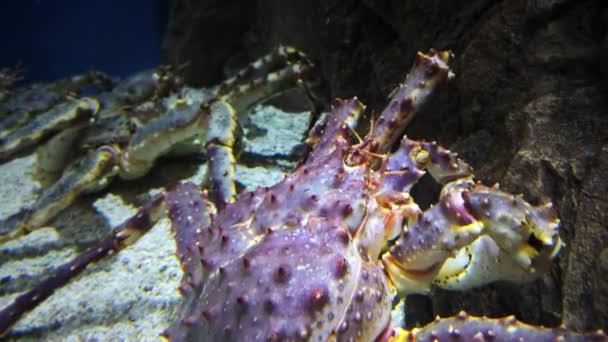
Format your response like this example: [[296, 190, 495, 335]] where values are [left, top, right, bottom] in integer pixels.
[[162, 0, 256, 85], [163, 0, 608, 332]]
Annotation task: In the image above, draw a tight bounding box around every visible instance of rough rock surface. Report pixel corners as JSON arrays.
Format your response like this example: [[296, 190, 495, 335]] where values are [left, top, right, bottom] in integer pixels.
[[0, 104, 312, 340], [163, 0, 608, 332]]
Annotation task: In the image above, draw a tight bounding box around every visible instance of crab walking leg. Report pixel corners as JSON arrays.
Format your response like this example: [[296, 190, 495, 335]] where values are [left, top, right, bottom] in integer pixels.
[[214, 45, 314, 97], [34, 124, 90, 187], [0, 181, 215, 337], [0, 46, 316, 239], [162, 183, 219, 341], [0, 192, 167, 335], [162, 183, 218, 342], [369, 50, 454, 152], [305, 97, 365, 163], [120, 49, 315, 180], [119, 100, 206, 179], [204, 100, 239, 208], [0, 146, 118, 241], [32, 69, 174, 185], [0, 71, 112, 139], [0, 113, 31, 140], [0, 97, 100, 162], [378, 137, 474, 195], [218, 51, 315, 115], [389, 311, 607, 342]]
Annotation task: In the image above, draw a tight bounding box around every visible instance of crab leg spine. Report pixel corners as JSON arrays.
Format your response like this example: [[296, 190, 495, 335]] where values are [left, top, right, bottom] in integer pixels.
[[0, 193, 166, 336]]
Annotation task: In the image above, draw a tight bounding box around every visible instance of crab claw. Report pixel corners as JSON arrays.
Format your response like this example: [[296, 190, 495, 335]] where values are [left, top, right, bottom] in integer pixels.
[[457, 182, 562, 276], [382, 181, 561, 294]]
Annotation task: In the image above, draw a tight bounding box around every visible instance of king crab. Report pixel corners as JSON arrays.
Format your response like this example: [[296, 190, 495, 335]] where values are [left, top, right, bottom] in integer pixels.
[[0, 50, 605, 341]]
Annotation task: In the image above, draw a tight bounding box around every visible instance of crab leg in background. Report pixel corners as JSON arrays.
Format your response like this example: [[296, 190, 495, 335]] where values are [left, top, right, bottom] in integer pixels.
[[0, 97, 101, 162], [126, 46, 314, 207], [0, 146, 119, 241], [32, 67, 183, 187], [0, 70, 114, 140], [0, 46, 315, 242]]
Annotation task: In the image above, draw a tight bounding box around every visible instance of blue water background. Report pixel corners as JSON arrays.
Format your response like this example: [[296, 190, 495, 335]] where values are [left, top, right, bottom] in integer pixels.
[[0, 0, 167, 84]]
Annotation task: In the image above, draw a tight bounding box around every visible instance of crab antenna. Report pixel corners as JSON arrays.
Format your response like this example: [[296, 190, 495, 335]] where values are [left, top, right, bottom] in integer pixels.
[[347, 123, 364, 145]]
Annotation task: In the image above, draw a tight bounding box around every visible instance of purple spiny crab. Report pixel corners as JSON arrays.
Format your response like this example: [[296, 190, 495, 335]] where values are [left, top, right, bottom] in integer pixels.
[[1, 50, 605, 341]]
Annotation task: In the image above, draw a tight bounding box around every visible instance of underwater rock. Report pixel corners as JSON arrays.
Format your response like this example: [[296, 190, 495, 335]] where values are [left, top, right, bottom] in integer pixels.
[[163, 0, 257, 86], [241, 104, 311, 159]]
